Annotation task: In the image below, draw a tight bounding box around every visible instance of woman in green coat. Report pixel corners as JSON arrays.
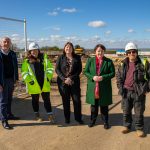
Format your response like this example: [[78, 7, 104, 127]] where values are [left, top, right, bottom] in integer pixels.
[[84, 44, 115, 129]]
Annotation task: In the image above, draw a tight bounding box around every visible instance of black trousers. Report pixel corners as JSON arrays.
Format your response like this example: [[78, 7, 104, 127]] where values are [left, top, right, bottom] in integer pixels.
[[91, 100, 109, 124], [0, 78, 14, 121], [58, 83, 82, 122], [122, 90, 145, 130], [31, 92, 52, 113]]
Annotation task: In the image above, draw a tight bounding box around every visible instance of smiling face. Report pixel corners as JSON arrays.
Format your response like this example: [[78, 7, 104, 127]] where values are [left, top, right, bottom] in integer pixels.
[[0, 37, 11, 53], [126, 49, 138, 62], [95, 46, 104, 57], [30, 49, 39, 58], [64, 44, 73, 55]]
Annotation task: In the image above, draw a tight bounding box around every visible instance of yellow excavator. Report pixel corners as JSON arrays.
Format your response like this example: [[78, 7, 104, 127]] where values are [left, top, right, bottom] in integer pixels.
[[74, 45, 85, 56]]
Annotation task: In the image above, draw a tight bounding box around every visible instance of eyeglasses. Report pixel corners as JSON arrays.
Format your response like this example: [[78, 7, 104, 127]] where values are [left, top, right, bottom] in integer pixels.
[[127, 50, 137, 54]]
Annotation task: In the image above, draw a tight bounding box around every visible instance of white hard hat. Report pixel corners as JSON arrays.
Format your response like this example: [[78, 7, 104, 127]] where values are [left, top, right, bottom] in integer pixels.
[[28, 42, 39, 51], [125, 42, 138, 51]]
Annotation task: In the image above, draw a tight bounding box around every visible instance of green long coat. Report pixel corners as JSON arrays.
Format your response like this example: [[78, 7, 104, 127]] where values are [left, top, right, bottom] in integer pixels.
[[84, 56, 115, 106]]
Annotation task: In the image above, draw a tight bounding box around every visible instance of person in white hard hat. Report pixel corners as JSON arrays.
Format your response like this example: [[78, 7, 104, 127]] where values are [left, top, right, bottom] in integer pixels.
[[116, 42, 150, 137], [21, 42, 55, 123]]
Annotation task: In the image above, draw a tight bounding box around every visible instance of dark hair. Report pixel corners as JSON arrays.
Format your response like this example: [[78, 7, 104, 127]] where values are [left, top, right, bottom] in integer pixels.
[[25, 49, 41, 59], [94, 44, 106, 52], [63, 42, 75, 56]]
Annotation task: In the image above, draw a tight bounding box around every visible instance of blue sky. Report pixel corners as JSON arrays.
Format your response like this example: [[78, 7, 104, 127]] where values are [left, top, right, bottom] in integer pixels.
[[0, 0, 150, 49]]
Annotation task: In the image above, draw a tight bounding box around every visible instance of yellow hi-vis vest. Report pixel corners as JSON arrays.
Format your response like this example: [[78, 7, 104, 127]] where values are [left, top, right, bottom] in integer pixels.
[[141, 57, 148, 81], [21, 54, 54, 94]]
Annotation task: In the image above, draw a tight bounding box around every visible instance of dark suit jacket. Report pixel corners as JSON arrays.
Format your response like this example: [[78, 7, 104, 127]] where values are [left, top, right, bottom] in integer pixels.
[[0, 50, 18, 86], [55, 54, 82, 87]]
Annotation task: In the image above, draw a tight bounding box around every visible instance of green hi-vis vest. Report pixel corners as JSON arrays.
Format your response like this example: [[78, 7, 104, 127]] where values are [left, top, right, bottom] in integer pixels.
[[21, 54, 54, 94]]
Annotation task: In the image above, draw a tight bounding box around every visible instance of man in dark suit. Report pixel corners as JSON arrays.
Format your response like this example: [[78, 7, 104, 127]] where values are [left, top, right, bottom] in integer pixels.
[[0, 37, 19, 130]]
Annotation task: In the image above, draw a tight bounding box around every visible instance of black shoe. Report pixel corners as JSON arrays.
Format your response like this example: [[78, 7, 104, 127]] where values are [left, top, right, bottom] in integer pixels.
[[65, 119, 70, 124], [2, 121, 13, 130], [104, 123, 109, 129], [88, 121, 95, 128], [77, 120, 84, 125], [7, 115, 20, 120]]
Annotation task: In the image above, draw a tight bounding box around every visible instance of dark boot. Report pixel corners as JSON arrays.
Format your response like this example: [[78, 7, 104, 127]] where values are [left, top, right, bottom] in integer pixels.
[[2, 120, 13, 130], [88, 120, 96, 128], [76, 119, 84, 125], [65, 119, 70, 124], [48, 114, 55, 124], [104, 123, 110, 129], [35, 112, 42, 122]]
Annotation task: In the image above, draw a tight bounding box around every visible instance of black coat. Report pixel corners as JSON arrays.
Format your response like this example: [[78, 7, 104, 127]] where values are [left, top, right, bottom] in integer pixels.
[[116, 56, 150, 96], [55, 54, 82, 87], [0, 50, 18, 86]]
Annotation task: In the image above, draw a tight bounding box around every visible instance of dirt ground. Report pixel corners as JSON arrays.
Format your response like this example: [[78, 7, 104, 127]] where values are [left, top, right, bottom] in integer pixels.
[[0, 75, 150, 150]]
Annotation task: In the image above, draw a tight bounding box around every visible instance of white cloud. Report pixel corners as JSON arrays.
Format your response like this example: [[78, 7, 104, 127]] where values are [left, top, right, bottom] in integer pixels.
[[88, 21, 106, 28], [11, 34, 150, 49], [108, 40, 116, 43], [62, 8, 77, 13], [43, 26, 51, 30], [11, 34, 19, 37], [64, 36, 77, 42], [43, 26, 61, 31], [92, 35, 101, 41], [27, 38, 36, 42], [54, 7, 61, 11], [48, 7, 77, 17], [145, 29, 150, 32], [50, 35, 63, 41], [39, 38, 49, 41], [105, 30, 112, 35], [48, 11, 58, 16], [52, 27, 61, 31], [128, 29, 135, 33], [10, 34, 23, 43]]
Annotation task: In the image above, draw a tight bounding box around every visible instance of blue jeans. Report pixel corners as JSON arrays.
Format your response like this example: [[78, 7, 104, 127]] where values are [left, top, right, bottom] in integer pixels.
[[0, 79, 14, 121]]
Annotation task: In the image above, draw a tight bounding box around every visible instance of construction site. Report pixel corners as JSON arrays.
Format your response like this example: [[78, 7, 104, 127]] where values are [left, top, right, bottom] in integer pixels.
[[1, 11, 150, 149], [0, 52, 150, 150]]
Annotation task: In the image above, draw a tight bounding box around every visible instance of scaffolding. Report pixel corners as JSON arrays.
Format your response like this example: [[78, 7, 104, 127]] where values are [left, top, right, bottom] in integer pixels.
[[0, 16, 27, 52]]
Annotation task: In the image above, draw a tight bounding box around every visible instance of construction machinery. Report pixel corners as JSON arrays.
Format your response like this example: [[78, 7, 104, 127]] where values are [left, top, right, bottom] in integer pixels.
[[74, 45, 85, 56]]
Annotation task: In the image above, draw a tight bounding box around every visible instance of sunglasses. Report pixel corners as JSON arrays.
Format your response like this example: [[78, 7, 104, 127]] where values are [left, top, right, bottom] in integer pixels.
[[127, 50, 137, 54]]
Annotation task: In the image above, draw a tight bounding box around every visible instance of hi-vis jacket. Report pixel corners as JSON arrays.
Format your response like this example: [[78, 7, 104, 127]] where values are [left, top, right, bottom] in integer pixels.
[[21, 54, 54, 94]]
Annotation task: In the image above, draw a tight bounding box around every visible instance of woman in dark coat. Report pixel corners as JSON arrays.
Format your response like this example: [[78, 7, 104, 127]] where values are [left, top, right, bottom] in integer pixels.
[[84, 44, 115, 128], [55, 42, 83, 124]]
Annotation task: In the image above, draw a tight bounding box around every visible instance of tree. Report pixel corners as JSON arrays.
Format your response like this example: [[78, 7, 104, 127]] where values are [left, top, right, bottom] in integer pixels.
[[40, 46, 60, 51]]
